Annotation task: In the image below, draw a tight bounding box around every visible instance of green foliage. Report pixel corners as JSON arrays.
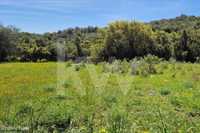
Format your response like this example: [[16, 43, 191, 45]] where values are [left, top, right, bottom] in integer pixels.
[[160, 88, 171, 96], [170, 97, 182, 108], [102, 21, 154, 60], [1, 15, 200, 62], [107, 108, 130, 133], [154, 31, 175, 59], [100, 60, 130, 74], [0, 25, 18, 61], [120, 60, 130, 74], [74, 62, 86, 71], [131, 55, 160, 76], [43, 85, 56, 93], [150, 15, 200, 32], [66, 60, 73, 67], [183, 81, 194, 89]]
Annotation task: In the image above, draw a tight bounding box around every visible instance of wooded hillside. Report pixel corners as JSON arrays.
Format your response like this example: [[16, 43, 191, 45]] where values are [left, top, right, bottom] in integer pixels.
[[1, 15, 200, 62]]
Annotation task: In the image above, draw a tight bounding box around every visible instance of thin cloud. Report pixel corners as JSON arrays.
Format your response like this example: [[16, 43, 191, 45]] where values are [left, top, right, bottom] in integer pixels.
[[0, 0, 196, 33], [0, 0, 94, 11], [0, 0, 102, 18]]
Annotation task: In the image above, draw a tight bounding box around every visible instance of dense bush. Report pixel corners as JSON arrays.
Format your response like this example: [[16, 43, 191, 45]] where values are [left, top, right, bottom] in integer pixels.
[[101, 21, 155, 60], [130, 55, 161, 76], [1, 15, 200, 62], [0, 25, 18, 61]]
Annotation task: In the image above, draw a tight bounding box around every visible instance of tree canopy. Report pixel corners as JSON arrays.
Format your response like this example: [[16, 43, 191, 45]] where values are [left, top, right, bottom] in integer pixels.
[[1, 15, 200, 62]]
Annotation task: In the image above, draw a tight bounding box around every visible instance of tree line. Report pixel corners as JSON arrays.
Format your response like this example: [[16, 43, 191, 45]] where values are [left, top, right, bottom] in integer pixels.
[[1, 15, 200, 62]]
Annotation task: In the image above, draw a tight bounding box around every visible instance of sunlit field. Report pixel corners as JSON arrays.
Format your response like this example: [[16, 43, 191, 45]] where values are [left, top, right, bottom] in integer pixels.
[[1, 59, 200, 132]]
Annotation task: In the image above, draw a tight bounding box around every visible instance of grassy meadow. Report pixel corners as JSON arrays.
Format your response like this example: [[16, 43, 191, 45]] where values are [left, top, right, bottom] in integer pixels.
[[1, 60, 200, 132]]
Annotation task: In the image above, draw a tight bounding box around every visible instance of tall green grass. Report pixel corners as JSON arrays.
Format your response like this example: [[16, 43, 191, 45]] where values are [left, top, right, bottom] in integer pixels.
[[1, 61, 200, 132]]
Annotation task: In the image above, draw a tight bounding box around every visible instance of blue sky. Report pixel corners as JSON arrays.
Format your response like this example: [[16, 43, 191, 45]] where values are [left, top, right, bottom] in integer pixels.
[[0, 0, 199, 33]]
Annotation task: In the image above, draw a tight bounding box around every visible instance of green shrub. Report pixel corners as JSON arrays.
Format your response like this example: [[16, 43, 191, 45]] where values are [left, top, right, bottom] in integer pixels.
[[35, 108, 72, 132], [169, 58, 176, 64], [131, 59, 140, 75], [160, 88, 171, 96], [111, 60, 121, 73], [37, 59, 48, 63], [66, 60, 73, 67], [131, 56, 160, 76], [74, 62, 86, 71], [16, 104, 33, 117], [195, 57, 200, 63], [53, 95, 67, 101], [140, 68, 149, 77], [143, 54, 162, 64], [157, 62, 168, 74], [101, 60, 124, 74], [183, 81, 193, 89], [103, 95, 118, 108], [63, 80, 72, 88], [43, 85, 56, 92], [170, 97, 182, 107], [120, 60, 130, 74], [100, 62, 109, 73], [144, 55, 160, 74], [107, 108, 130, 133], [15, 104, 33, 126], [131, 63, 138, 75]]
